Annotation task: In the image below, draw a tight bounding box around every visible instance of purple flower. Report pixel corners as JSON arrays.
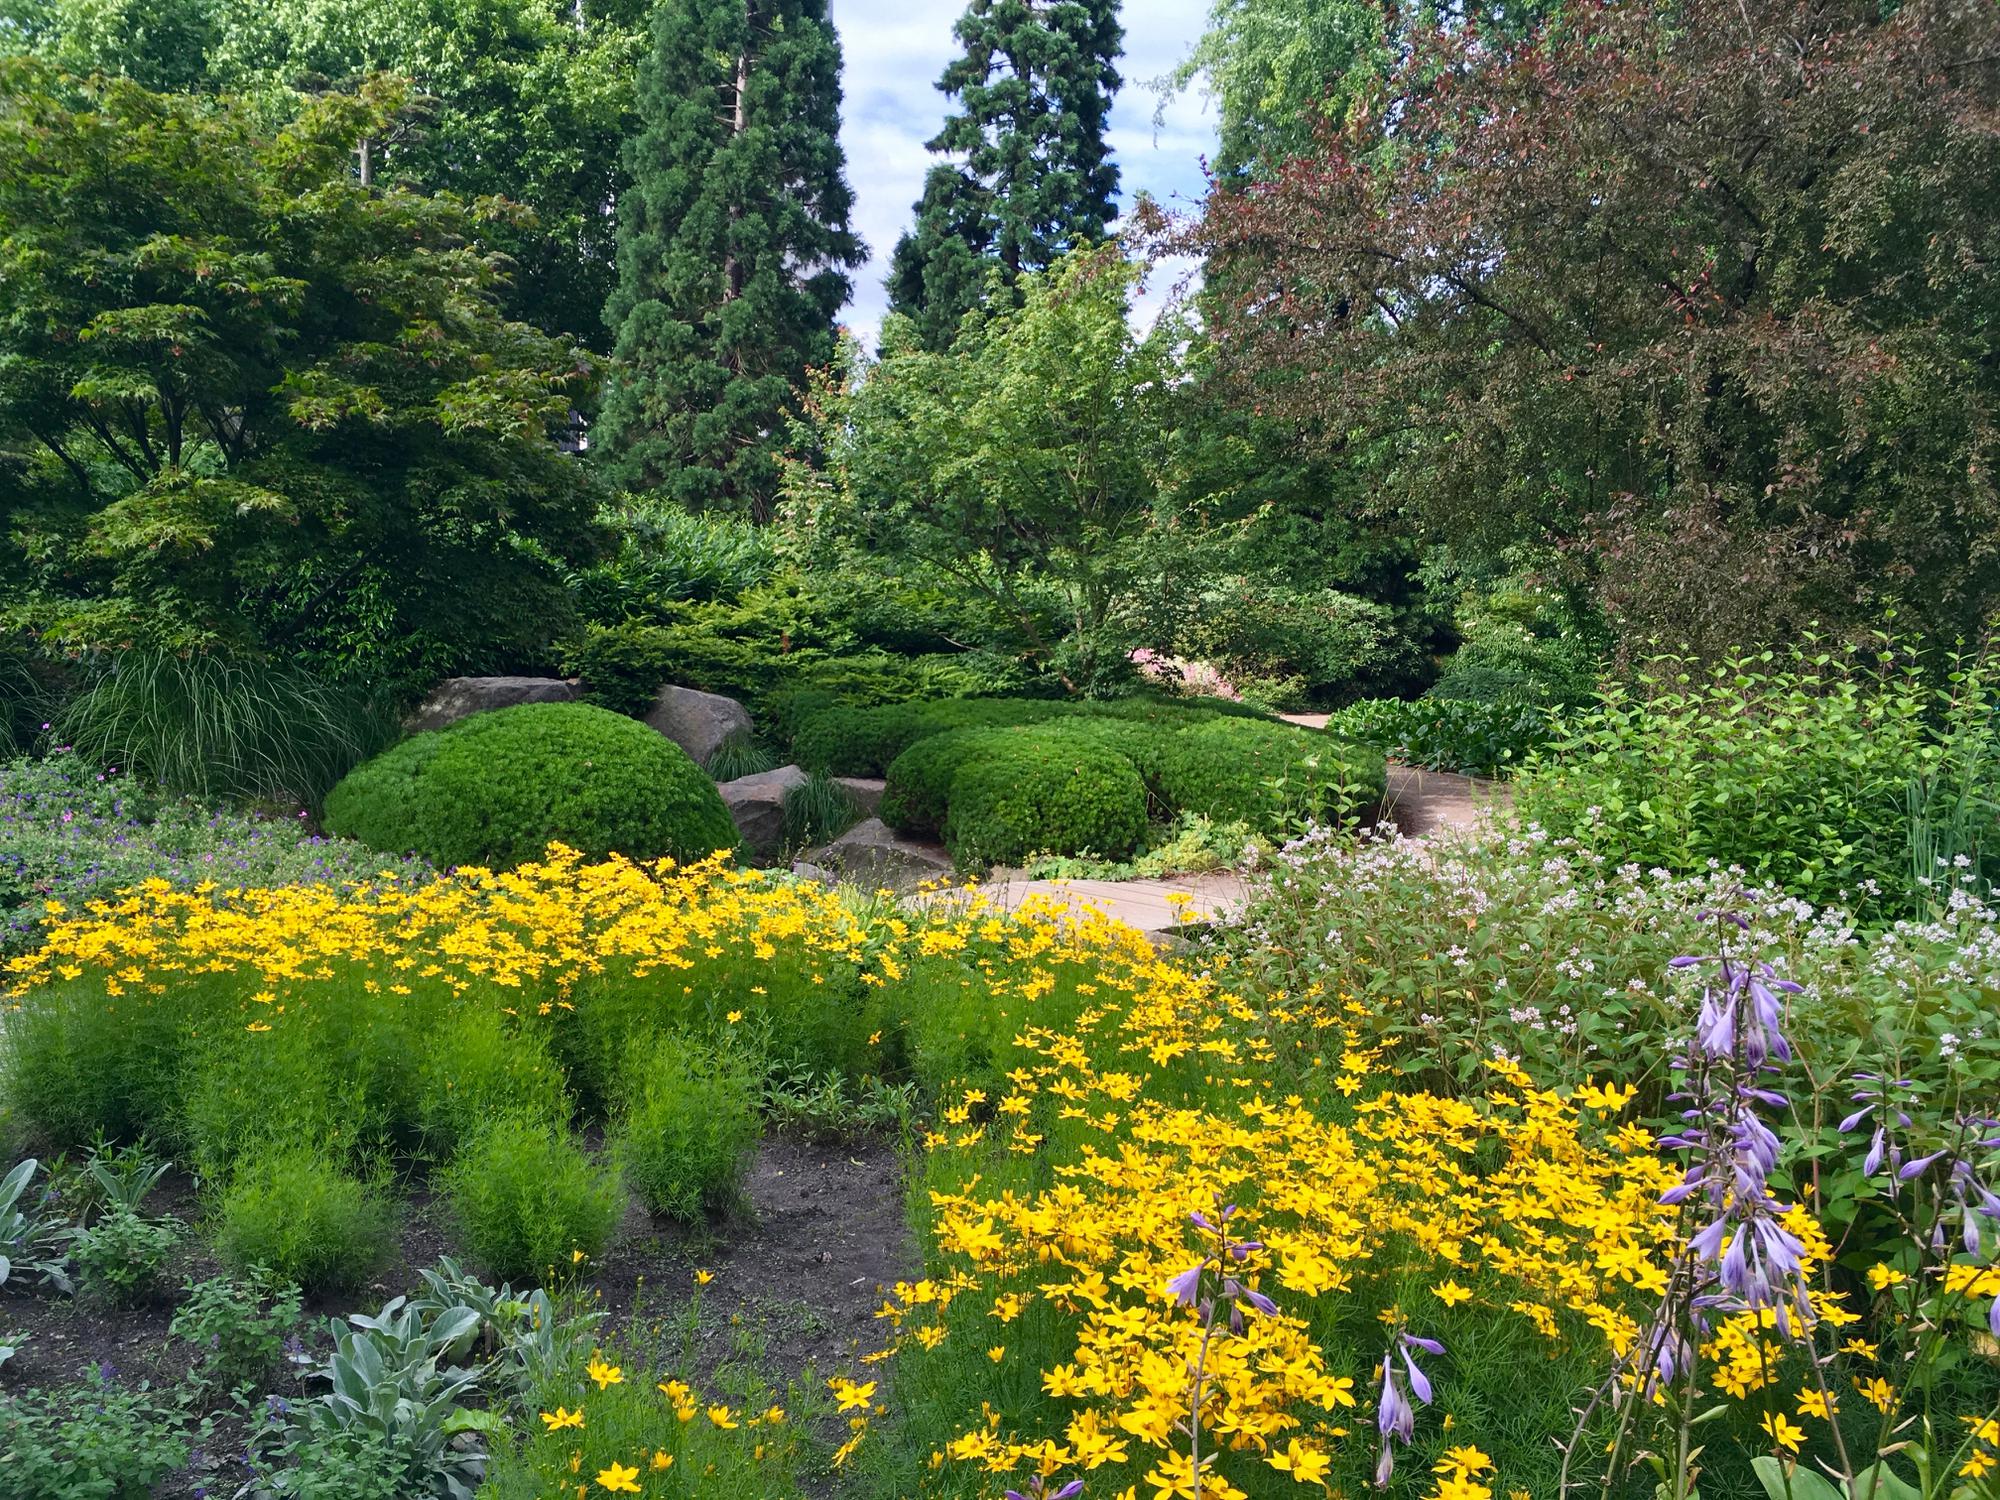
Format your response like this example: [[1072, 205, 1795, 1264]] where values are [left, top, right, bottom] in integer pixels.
[[1164, 1262, 1203, 1307]]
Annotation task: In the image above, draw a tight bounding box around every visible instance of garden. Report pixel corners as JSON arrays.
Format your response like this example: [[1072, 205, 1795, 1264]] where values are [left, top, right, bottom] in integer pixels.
[[2, 0, 1999, 1497]]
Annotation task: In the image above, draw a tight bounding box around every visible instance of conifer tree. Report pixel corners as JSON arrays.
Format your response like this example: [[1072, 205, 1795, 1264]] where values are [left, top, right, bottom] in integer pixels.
[[599, 0, 861, 513], [887, 0, 1122, 350]]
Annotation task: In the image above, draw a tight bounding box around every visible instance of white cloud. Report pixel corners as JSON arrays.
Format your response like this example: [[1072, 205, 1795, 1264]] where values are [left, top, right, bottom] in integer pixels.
[[830, 0, 1218, 346]]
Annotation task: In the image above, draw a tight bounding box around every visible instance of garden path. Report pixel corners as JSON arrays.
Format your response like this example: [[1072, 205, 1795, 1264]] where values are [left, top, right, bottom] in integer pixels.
[[960, 754, 1507, 940]]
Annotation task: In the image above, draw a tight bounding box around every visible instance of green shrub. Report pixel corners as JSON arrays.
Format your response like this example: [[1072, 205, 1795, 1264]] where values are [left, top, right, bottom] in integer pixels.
[[942, 733, 1148, 867], [1324, 697, 1552, 777], [414, 1011, 571, 1159], [171, 1269, 302, 1393], [444, 1113, 622, 1283], [3, 976, 198, 1147], [50, 647, 395, 807], [0, 1375, 196, 1500], [1155, 719, 1385, 836], [214, 1149, 394, 1296], [569, 499, 779, 625], [880, 729, 1010, 836], [1172, 581, 1423, 705], [1516, 639, 2000, 917], [615, 1035, 759, 1223], [323, 702, 739, 870], [68, 1207, 177, 1305]]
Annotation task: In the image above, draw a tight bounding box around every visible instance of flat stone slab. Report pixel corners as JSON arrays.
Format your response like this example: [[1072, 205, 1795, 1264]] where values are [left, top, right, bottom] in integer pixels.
[[797, 817, 954, 893], [832, 776, 885, 820], [1378, 764, 1509, 838]]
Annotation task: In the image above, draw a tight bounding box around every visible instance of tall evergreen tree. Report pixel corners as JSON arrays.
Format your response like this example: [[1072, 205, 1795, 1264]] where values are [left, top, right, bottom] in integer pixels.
[[599, 0, 861, 513], [887, 0, 1122, 350]]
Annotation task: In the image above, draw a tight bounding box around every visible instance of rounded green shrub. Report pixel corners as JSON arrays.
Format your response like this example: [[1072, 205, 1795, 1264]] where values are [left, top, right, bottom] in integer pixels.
[[444, 1112, 622, 1283], [1155, 719, 1385, 837], [615, 1034, 759, 1223], [214, 1148, 394, 1295], [323, 702, 738, 870], [880, 729, 1012, 836], [941, 733, 1147, 867]]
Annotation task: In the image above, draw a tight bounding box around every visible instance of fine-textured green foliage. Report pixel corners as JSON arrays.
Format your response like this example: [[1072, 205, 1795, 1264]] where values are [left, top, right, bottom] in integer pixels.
[[1516, 638, 2000, 917], [569, 498, 781, 624], [799, 245, 1189, 691], [51, 649, 393, 806], [1155, 718, 1386, 836], [0, 65, 605, 689], [1171, 582, 1423, 708], [704, 731, 782, 782], [1325, 697, 1553, 777], [443, 1113, 622, 1284], [214, 1149, 394, 1296], [614, 1035, 759, 1223], [324, 702, 738, 870], [414, 1012, 572, 1159], [597, 0, 862, 513], [941, 732, 1148, 866]]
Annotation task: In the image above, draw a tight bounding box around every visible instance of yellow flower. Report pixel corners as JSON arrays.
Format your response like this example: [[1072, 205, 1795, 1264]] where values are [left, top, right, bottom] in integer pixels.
[[586, 1358, 624, 1391], [1433, 1279, 1473, 1308], [707, 1404, 739, 1429], [726, 1010, 743, 1023], [539, 1407, 585, 1431], [1268, 1439, 1331, 1483], [693, 1268, 714, 1286], [829, 1377, 876, 1412], [1865, 1264, 1908, 1292], [595, 1463, 641, 1494], [1436, 1446, 1494, 1476], [650, 1451, 674, 1471], [1761, 1412, 1805, 1453]]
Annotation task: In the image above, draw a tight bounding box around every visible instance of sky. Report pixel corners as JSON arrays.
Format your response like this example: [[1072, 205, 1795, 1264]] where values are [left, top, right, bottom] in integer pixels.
[[829, 0, 1219, 346]]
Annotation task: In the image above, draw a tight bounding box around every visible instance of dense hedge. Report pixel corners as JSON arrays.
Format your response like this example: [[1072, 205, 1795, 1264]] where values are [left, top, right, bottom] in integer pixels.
[[869, 698, 1385, 859], [940, 735, 1148, 866], [324, 703, 738, 869], [1155, 718, 1385, 836]]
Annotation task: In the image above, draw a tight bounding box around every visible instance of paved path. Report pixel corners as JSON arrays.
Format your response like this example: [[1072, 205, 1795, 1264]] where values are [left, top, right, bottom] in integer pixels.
[[957, 755, 1507, 939]]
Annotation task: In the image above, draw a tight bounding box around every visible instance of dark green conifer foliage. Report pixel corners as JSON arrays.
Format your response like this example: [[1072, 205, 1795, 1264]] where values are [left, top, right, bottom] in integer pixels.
[[599, 0, 861, 514], [887, 0, 1122, 350]]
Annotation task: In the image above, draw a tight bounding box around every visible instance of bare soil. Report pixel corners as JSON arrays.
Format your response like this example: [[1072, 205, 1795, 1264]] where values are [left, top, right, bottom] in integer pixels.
[[0, 1132, 915, 1497]]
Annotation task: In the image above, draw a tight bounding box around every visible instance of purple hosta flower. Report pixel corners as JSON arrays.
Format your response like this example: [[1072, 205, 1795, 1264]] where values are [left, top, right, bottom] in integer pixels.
[[1006, 1480, 1084, 1500], [1372, 1331, 1441, 1487], [1166, 1202, 1277, 1332]]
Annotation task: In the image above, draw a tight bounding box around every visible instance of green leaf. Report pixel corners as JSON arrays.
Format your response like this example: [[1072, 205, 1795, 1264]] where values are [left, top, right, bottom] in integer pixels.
[[1751, 1457, 1845, 1500]]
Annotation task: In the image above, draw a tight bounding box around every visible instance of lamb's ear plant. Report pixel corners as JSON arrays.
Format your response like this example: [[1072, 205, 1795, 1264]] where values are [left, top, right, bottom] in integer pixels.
[[0, 1156, 73, 1293]]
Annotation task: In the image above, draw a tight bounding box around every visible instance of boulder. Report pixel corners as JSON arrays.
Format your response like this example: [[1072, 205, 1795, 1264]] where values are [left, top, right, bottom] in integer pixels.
[[405, 676, 580, 733], [832, 776, 886, 820], [644, 684, 752, 766], [717, 764, 809, 864], [797, 817, 954, 893]]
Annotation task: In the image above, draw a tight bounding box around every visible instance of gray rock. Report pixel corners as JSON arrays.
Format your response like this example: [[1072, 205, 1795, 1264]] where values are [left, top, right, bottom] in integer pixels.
[[405, 676, 580, 733], [831, 776, 886, 820], [800, 817, 955, 892], [644, 684, 753, 766], [717, 764, 809, 865]]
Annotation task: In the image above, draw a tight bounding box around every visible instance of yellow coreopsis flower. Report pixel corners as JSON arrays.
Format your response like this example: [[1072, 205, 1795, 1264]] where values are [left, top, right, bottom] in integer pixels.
[[594, 1462, 641, 1493]]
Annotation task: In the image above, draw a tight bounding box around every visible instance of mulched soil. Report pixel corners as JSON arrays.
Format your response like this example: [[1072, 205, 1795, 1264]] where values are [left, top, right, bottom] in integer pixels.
[[0, 1132, 915, 1497]]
